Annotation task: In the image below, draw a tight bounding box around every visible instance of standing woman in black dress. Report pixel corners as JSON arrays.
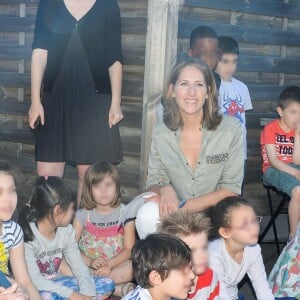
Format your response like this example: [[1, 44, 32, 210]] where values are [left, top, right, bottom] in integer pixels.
[[28, 0, 124, 205]]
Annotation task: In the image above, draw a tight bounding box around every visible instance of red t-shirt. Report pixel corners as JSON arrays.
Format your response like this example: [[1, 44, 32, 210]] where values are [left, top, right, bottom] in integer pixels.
[[260, 119, 295, 173], [188, 268, 219, 300]]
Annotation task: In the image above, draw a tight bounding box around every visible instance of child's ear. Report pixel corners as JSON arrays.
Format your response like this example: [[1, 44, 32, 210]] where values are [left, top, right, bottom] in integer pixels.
[[219, 227, 231, 239], [277, 106, 283, 117], [149, 270, 162, 286], [53, 204, 62, 217]]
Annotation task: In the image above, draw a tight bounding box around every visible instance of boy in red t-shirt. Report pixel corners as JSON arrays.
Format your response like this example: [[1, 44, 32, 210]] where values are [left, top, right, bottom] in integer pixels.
[[159, 211, 219, 300], [261, 86, 300, 239]]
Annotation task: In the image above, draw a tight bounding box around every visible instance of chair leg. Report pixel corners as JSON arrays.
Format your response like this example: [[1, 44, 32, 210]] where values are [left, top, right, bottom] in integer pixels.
[[268, 188, 281, 255], [259, 188, 281, 255]]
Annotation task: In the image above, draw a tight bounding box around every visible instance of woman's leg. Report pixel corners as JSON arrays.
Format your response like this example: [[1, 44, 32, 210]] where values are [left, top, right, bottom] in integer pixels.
[[76, 164, 90, 207], [37, 162, 65, 177]]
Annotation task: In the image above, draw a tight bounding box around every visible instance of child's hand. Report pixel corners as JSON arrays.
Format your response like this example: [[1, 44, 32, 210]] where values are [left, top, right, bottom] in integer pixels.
[[90, 258, 107, 270], [93, 265, 111, 277], [0, 284, 29, 300]]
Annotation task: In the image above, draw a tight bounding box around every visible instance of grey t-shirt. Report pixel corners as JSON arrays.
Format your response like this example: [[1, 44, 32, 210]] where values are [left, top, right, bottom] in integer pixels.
[[76, 204, 125, 228], [24, 223, 96, 298], [76, 193, 152, 227]]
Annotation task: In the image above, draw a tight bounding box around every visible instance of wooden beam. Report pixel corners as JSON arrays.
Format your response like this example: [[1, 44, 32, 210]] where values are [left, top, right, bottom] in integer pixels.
[[184, 0, 300, 19], [139, 0, 180, 190], [178, 19, 300, 46]]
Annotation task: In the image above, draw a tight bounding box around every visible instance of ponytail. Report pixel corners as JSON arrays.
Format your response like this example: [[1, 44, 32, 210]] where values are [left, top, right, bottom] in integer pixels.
[[18, 176, 76, 242], [205, 196, 253, 241], [18, 204, 36, 242]]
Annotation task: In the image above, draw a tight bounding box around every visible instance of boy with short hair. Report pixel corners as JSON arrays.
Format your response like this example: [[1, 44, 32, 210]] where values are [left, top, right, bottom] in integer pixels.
[[159, 211, 219, 300], [188, 26, 221, 90], [261, 85, 300, 239], [122, 233, 195, 300], [216, 36, 253, 188]]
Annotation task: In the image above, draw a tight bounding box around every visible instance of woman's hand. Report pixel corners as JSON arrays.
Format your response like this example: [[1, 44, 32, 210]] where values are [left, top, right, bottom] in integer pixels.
[[159, 185, 180, 218], [28, 101, 44, 129], [108, 102, 123, 128], [90, 258, 107, 270]]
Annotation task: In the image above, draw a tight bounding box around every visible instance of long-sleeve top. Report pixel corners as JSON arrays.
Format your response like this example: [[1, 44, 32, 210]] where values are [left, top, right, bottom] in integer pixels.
[[146, 115, 244, 199], [208, 239, 274, 300], [24, 223, 96, 298]]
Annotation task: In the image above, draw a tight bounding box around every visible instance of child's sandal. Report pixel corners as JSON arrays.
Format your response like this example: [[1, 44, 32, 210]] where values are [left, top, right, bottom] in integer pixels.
[[121, 282, 136, 297]]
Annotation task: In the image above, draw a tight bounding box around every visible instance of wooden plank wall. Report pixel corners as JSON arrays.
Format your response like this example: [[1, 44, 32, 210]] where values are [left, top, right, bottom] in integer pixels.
[[0, 0, 147, 202], [178, 0, 300, 197]]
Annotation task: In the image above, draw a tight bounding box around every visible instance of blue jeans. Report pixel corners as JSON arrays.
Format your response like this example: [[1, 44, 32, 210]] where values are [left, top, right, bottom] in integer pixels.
[[39, 276, 114, 300]]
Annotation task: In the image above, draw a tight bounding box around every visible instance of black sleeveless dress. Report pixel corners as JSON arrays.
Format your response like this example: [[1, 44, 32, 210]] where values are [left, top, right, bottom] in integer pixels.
[[35, 28, 122, 165]]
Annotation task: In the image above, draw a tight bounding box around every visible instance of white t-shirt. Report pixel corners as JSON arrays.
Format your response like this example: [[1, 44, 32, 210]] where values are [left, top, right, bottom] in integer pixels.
[[218, 78, 253, 159], [121, 285, 153, 300], [208, 239, 274, 300]]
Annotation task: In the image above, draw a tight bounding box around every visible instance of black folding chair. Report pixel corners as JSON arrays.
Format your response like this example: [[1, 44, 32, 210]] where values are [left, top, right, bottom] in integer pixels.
[[258, 184, 290, 256]]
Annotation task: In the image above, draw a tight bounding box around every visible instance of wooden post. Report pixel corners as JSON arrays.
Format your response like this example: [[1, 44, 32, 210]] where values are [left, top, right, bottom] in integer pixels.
[[139, 0, 180, 190]]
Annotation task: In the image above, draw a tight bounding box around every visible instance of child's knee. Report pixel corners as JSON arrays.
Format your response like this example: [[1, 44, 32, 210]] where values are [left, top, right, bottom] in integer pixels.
[[135, 201, 160, 239], [291, 186, 300, 200]]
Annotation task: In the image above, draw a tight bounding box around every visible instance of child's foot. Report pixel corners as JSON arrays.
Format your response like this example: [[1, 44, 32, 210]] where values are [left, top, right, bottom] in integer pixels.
[[114, 282, 136, 297]]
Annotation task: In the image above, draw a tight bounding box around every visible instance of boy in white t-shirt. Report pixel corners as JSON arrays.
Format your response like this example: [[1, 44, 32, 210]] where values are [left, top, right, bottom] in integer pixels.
[[121, 233, 195, 300], [216, 36, 253, 190]]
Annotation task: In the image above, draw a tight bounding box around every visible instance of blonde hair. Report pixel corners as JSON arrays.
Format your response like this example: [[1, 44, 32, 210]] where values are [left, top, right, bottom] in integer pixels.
[[80, 162, 121, 210], [158, 210, 211, 237], [163, 59, 222, 131]]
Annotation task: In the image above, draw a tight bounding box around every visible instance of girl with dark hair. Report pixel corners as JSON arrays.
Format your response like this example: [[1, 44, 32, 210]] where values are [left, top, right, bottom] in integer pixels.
[[208, 196, 294, 300], [0, 164, 41, 300], [18, 177, 114, 300]]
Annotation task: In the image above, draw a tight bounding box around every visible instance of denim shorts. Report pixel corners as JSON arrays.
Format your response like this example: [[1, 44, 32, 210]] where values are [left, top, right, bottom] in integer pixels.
[[263, 164, 300, 196]]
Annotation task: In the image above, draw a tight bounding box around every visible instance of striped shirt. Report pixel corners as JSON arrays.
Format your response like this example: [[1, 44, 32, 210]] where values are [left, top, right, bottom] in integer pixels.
[[0, 220, 23, 274], [188, 268, 220, 300]]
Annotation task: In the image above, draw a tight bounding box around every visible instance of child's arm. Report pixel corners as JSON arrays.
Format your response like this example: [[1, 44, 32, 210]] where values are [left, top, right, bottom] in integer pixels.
[[63, 225, 96, 298], [9, 242, 41, 300], [209, 255, 232, 300], [93, 220, 136, 277], [72, 217, 107, 269], [247, 248, 274, 300], [293, 128, 300, 164], [107, 221, 135, 270], [73, 217, 92, 266], [265, 144, 300, 179]]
